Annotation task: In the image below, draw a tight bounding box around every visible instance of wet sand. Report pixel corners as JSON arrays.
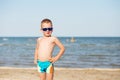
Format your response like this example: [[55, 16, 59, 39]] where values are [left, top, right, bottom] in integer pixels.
[[0, 67, 120, 80]]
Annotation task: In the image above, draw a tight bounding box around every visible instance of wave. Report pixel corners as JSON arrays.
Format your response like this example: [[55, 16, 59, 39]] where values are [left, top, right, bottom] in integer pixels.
[[2, 38, 8, 41]]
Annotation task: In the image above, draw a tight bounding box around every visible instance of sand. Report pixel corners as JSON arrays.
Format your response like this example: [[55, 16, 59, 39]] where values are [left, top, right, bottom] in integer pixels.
[[0, 67, 120, 80]]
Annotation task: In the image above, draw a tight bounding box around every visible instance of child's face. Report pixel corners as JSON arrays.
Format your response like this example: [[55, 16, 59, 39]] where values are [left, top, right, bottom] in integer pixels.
[[41, 23, 53, 37]]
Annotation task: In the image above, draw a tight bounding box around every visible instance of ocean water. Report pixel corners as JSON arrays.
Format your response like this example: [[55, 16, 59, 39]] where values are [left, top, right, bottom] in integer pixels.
[[0, 37, 120, 68]]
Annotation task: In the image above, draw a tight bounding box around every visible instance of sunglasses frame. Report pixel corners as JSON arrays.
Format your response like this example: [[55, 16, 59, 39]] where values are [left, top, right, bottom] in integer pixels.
[[42, 27, 53, 31]]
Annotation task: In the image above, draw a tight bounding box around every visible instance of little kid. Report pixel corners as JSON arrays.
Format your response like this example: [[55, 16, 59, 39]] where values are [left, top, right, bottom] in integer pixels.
[[34, 18, 65, 80]]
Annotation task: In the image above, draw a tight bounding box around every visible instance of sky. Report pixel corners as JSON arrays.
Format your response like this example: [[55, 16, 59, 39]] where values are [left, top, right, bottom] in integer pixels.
[[0, 0, 120, 37]]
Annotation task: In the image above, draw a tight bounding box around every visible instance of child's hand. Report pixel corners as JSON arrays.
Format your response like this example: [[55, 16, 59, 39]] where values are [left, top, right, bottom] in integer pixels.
[[49, 56, 59, 63], [34, 60, 37, 64]]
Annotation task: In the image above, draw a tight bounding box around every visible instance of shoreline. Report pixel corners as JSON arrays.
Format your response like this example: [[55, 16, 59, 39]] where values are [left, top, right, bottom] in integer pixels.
[[0, 66, 120, 70], [0, 67, 120, 80]]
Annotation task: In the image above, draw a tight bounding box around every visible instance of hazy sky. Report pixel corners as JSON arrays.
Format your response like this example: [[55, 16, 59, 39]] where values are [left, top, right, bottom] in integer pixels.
[[0, 0, 120, 37]]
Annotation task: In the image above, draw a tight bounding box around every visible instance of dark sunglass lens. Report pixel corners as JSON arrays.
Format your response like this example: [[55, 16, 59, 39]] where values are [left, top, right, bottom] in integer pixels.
[[48, 28, 53, 31], [42, 28, 47, 31]]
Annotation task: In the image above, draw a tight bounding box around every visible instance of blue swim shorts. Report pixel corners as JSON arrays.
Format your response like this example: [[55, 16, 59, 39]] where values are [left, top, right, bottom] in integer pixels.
[[37, 60, 54, 73]]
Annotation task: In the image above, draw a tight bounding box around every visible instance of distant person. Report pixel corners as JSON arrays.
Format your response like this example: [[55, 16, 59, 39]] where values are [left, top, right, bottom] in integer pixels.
[[34, 18, 65, 80]]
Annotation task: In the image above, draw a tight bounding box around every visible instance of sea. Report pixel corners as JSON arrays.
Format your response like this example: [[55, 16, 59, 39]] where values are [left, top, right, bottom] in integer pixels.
[[0, 37, 120, 68]]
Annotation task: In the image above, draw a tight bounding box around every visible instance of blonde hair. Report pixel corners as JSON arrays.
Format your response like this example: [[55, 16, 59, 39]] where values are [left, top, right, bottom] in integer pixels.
[[41, 18, 53, 28]]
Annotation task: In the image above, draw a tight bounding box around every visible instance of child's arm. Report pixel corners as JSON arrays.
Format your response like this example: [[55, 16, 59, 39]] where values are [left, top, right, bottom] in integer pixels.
[[34, 38, 39, 64], [49, 37, 65, 63]]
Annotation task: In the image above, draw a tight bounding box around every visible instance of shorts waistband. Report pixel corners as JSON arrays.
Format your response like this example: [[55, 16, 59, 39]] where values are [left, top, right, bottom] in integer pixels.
[[37, 60, 51, 63]]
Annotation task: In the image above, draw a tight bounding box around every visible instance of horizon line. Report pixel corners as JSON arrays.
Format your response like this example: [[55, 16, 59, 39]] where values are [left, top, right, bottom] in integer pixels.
[[0, 36, 120, 37]]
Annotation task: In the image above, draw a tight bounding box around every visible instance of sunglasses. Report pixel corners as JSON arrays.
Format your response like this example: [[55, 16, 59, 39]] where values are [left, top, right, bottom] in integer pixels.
[[42, 27, 53, 31]]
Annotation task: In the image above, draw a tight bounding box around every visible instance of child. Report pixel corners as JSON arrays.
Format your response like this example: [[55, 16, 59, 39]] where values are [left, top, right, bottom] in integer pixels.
[[34, 18, 65, 80]]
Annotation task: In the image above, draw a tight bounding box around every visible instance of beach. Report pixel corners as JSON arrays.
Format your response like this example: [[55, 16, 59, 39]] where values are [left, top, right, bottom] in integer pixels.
[[0, 67, 120, 80], [0, 37, 120, 80]]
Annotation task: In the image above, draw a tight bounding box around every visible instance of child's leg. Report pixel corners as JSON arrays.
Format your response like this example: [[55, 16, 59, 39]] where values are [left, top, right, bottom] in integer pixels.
[[46, 63, 54, 80], [39, 73, 46, 80], [46, 73, 54, 80]]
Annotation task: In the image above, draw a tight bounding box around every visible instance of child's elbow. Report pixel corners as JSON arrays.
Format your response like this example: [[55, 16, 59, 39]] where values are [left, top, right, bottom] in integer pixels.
[[62, 46, 65, 53]]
